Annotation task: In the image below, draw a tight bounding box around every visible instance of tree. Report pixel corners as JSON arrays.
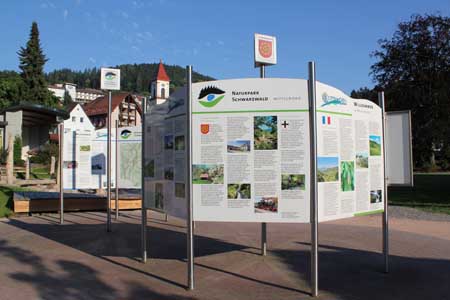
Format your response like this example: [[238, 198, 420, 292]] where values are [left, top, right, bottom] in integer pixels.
[[370, 14, 450, 169], [18, 22, 57, 107], [350, 87, 378, 103], [63, 90, 73, 108], [0, 71, 23, 109]]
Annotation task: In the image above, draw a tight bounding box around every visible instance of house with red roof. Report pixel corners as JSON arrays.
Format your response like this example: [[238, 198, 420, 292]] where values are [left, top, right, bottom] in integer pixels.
[[83, 92, 142, 129]]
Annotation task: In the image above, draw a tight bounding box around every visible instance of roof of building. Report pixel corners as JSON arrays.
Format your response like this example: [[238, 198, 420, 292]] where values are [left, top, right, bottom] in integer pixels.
[[83, 92, 141, 116], [0, 103, 70, 126], [77, 88, 104, 95], [65, 102, 78, 113], [153, 60, 170, 82]]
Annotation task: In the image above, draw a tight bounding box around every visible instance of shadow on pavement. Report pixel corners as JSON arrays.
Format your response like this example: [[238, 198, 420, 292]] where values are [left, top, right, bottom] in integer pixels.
[[3, 215, 450, 299]]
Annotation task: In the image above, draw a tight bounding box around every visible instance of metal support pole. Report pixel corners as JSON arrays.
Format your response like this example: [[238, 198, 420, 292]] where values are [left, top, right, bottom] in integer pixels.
[[308, 61, 319, 297], [141, 97, 148, 263], [186, 65, 194, 290], [260, 64, 267, 256], [107, 91, 112, 232], [379, 91, 389, 273], [59, 123, 64, 225], [115, 120, 119, 220]]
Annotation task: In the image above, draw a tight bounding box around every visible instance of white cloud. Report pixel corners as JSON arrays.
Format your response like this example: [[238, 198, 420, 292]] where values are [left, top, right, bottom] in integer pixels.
[[89, 57, 96, 64], [217, 40, 225, 46], [63, 9, 69, 20]]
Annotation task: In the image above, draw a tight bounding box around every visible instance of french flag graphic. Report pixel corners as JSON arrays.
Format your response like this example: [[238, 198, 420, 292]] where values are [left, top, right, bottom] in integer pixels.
[[322, 115, 331, 125]]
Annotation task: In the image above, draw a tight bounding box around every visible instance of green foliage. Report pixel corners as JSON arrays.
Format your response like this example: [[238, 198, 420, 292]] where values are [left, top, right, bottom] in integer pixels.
[[350, 87, 378, 103], [227, 184, 251, 199], [254, 116, 278, 150], [29, 143, 58, 164], [370, 14, 450, 168], [13, 135, 24, 166], [63, 90, 73, 107], [0, 71, 24, 109], [46, 63, 215, 94], [340, 161, 355, 191], [18, 22, 58, 107]]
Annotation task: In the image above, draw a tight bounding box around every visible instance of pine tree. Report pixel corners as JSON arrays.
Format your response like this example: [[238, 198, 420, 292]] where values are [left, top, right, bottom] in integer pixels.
[[18, 22, 57, 107]]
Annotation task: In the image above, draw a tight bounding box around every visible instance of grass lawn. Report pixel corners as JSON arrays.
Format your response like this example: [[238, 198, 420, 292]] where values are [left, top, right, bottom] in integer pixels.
[[389, 173, 450, 215], [0, 185, 32, 218], [30, 166, 52, 180]]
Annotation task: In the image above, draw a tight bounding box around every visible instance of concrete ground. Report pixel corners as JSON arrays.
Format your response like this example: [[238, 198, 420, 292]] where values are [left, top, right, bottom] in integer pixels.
[[0, 208, 449, 300]]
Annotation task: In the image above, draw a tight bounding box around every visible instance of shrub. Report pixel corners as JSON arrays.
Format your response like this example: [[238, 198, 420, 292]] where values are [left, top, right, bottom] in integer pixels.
[[13, 136, 24, 166], [29, 143, 58, 165]]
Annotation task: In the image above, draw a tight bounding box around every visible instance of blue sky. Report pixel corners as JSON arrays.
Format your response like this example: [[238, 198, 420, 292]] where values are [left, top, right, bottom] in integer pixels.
[[0, 0, 448, 93]]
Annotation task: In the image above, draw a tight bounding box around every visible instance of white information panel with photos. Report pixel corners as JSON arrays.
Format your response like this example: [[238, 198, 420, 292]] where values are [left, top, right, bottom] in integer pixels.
[[143, 78, 385, 224], [316, 82, 385, 222], [144, 88, 188, 220], [191, 79, 311, 223]]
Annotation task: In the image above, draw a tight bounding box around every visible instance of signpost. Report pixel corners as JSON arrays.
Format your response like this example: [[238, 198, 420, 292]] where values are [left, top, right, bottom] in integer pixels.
[[59, 123, 64, 225], [254, 33, 277, 256], [308, 62, 318, 297], [101, 67, 121, 232]]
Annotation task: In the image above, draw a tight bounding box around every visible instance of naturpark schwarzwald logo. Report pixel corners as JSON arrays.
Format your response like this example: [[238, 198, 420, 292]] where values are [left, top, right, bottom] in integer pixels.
[[121, 129, 131, 139], [105, 71, 117, 81], [321, 93, 347, 107], [198, 86, 225, 108]]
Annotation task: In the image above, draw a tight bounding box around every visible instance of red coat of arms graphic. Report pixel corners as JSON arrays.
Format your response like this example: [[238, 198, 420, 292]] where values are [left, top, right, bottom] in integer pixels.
[[259, 39, 273, 58], [200, 124, 210, 134]]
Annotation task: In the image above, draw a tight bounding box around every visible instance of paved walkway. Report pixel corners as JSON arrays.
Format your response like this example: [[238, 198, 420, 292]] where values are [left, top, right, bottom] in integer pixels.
[[0, 209, 449, 300]]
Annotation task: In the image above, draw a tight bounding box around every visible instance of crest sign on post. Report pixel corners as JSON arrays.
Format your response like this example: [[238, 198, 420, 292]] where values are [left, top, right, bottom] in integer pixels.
[[254, 33, 277, 67]]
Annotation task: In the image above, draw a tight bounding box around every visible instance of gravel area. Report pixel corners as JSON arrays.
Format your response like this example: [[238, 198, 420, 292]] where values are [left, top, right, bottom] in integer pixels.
[[389, 205, 450, 222]]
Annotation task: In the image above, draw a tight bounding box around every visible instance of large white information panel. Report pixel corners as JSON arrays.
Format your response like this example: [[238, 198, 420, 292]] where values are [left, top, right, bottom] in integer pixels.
[[385, 111, 413, 186], [143, 78, 385, 224], [63, 128, 94, 190], [144, 88, 188, 219], [117, 126, 142, 189], [191, 79, 310, 223], [316, 82, 385, 222], [91, 129, 116, 189]]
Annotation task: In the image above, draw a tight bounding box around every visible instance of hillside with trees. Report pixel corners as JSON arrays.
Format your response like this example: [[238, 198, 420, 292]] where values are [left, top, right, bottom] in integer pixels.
[[46, 63, 215, 95]]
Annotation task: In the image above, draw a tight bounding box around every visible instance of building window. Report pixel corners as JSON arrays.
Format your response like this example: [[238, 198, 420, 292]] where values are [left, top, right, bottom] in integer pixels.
[[72, 116, 76, 122], [80, 117, 84, 123]]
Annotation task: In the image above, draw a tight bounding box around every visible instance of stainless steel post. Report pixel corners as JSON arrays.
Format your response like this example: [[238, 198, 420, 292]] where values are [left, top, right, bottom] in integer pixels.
[[308, 61, 319, 297], [379, 91, 389, 273], [260, 64, 267, 256], [107, 91, 112, 232], [141, 97, 148, 263], [115, 120, 119, 220], [59, 123, 64, 225], [186, 65, 194, 290]]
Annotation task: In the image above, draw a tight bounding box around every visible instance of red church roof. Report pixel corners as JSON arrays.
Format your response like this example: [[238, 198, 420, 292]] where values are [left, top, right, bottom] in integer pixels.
[[154, 60, 170, 81]]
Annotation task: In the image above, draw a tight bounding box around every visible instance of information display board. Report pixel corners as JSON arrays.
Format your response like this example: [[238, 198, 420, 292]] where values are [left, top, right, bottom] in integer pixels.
[[385, 111, 413, 186], [91, 129, 116, 189], [191, 79, 310, 223], [117, 126, 142, 188], [63, 128, 94, 190], [316, 82, 385, 222], [144, 88, 188, 219], [142, 78, 385, 224]]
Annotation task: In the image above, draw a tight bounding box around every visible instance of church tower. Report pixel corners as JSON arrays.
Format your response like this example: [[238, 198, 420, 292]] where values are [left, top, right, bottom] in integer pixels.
[[150, 60, 170, 104]]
